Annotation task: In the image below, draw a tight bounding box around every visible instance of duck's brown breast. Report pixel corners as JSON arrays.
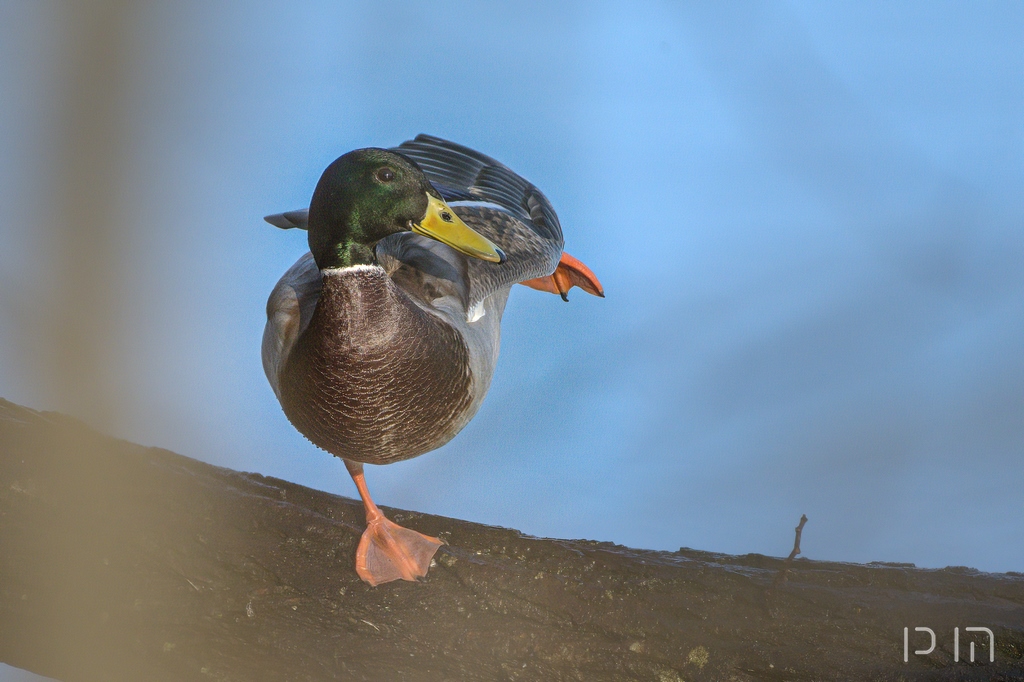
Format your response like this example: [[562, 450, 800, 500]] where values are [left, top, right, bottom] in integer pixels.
[[278, 266, 473, 464]]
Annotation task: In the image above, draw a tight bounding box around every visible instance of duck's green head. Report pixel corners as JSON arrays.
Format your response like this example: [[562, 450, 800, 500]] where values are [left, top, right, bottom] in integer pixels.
[[307, 148, 505, 270]]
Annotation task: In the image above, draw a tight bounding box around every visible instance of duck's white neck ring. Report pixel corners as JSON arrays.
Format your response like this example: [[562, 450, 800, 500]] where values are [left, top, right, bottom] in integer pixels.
[[320, 263, 383, 276]]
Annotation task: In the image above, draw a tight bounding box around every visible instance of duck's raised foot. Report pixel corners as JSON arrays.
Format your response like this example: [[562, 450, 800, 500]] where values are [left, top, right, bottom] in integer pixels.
[[521, 251, 605, 301], [355, 515, 444, 586]]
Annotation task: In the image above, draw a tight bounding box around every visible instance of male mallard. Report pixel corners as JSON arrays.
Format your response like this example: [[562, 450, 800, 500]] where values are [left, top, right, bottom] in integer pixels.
[[262, 135, 603, 586]]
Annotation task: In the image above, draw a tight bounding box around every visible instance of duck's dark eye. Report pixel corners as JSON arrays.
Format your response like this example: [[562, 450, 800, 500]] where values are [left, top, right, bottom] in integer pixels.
[[376, 168, 395, 183], [440, 210, 453, 223]]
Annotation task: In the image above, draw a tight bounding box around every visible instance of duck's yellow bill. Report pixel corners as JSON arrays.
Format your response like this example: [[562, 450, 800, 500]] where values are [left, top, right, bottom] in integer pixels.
[[412, 194, 506, 263]]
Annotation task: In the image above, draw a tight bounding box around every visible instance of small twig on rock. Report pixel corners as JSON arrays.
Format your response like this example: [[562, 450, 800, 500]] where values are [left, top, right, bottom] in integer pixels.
[[768, 514, 808, 600], [785, 514, 808, 563]]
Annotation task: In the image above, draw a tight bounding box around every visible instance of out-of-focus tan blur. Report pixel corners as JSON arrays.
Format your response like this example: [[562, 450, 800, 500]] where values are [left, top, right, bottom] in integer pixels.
[[34, 1, 139, 431], [19, 2, 151, 676]]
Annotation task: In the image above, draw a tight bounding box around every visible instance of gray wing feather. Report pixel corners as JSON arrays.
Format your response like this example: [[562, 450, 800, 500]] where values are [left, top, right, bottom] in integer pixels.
[[389, 134, 564, 308], [392, 134, 563, 244], [262, 253, 321, 398]]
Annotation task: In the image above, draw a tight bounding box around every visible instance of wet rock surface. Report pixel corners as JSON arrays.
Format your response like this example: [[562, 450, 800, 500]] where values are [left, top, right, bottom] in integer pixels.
[[1, 398, 1022, 681]]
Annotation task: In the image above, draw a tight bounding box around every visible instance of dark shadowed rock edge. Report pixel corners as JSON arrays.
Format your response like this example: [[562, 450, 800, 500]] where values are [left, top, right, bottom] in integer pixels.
[[0, 398, 1021, 682]]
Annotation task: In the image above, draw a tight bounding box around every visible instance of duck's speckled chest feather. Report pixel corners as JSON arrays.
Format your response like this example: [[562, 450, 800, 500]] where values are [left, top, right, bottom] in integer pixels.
[[278, 266, 472, 465]]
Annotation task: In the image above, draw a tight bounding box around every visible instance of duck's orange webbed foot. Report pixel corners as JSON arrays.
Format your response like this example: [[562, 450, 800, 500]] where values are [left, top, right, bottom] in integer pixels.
[[521, 251, 605, 301], [344, 459, 444, 586], [355, 514, 444, 587]]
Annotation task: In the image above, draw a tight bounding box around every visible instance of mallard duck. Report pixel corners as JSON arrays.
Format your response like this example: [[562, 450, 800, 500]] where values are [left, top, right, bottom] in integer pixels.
[[262, 135, 603, 586]]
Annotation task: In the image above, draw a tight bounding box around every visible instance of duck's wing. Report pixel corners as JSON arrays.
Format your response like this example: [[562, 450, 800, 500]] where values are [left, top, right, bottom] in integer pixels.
[[392, 134, 563, 245], [262, 252, 321, 399], [390, 134, 564, 307]]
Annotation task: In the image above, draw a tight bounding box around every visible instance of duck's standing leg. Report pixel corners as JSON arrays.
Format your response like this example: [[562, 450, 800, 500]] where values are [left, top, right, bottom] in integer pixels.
[[344, 460, 444, 586]]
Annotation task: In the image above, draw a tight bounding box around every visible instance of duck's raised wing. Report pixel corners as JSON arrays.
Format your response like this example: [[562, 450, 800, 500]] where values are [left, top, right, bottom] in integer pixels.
[[389, 134, 565, 307], [392, 134, 563, 244]]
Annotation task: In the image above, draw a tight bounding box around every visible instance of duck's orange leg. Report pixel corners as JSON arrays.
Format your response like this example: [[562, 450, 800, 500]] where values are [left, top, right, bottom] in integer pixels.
[[520, 251, 605, 301], [344, 460, 443, 586]]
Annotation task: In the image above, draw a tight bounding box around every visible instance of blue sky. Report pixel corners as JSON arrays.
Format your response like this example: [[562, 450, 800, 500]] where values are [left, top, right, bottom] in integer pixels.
[[1, 0, 1022, 620]]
